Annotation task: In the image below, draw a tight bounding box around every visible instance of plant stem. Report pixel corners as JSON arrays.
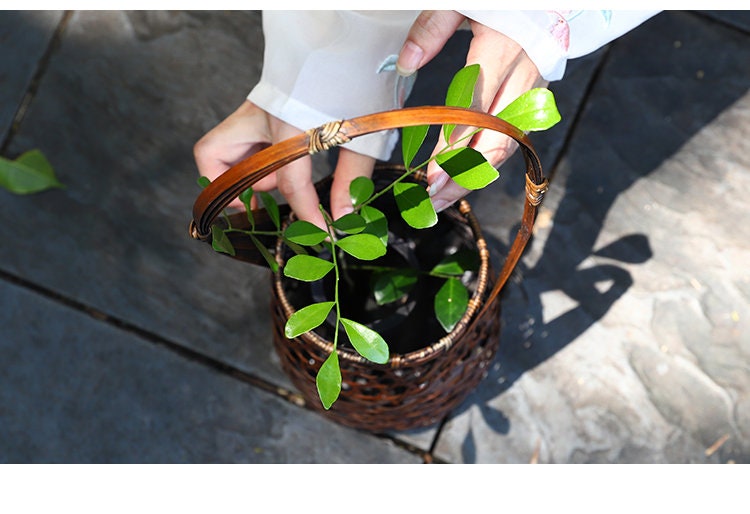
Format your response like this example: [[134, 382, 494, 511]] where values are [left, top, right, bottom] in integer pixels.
[[224, 228, 282, 237], [359, 127, 485, 210], [321, 205, 341, 351]]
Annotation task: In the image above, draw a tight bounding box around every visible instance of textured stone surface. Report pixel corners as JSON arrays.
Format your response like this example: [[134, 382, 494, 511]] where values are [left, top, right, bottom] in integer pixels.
[[434, 11, 750, 463], [2, 10, 749, 463], [0, 11, 62, 142], [0, 279, 420, 463], [1, 11, 286, 383]]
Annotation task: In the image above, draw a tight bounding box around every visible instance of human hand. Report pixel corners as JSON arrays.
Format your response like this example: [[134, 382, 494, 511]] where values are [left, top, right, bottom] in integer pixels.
[[194, 100, 376, 230], [397, 10, 547, 212]]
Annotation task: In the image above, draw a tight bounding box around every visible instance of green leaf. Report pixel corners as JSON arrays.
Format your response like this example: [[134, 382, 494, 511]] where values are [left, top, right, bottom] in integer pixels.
[[336, 233, 386, 261], [250, 234, 278, 272], [435, 147, 498, 190], [401, 124, 429, 168], [284, 220, 329, 246], [445, 63, 480, 108], [258, 191, 280, 230], [349, 176, 375, 207], [372, 269, 418, 305], [497, 88, 561, 132], [331, 212, 366, 234], [316, 351, 342, 410], [443, 63, 480, 141], [0, 150, 63, 194], [341, 318, 389, 364], [283, 254, 334, 282], [285, 240, 309, 257], [434, 278, 469, 332], [393, 181, 437, 229], [284, 301, 335, 338], [211, 225, 235, 256], [360, 205, 388, 246], [197, 176, 211, 189], [431, 249, 480, 276], [238, 187, 255, 229]]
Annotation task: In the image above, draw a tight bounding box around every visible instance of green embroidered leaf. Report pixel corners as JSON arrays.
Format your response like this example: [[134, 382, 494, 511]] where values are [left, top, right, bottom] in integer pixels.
[[431, 249, 480, 276], [402, 124, 429, 168], [393, 181, 437, 229], [497, 88, 561, 132], [283, 254, 334, 282], [284, 301, 335, 338], [250, 234, 278, 272], [317, 351, 342, 410], [197, 176, 211, 189], [360, 205, 388, 246], [435, 147, 498, 190], [0, 150, 63, 194], [211, 225, 235, 256], [443, 63, 480, 141], [434, 277, 469, 333], [332, 212, 366, 234], [258, 191, 280, 230], [336, 233, 386, 261], [372, 269, 418, 305], [349, 176, 375, 207], [284, 220, 329, 246], [341, 318, 389, 364]]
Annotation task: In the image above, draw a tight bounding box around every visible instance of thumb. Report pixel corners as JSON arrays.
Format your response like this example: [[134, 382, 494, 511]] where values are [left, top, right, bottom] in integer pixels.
[[396, 10, 466, 77]]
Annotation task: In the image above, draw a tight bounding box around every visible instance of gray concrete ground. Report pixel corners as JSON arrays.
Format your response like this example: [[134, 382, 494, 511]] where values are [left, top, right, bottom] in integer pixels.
[[1, 10, 748, 463]]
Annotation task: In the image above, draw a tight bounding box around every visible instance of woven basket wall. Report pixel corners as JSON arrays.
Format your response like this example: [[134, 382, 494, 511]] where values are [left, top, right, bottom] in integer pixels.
[[270, 173, 501, 432]]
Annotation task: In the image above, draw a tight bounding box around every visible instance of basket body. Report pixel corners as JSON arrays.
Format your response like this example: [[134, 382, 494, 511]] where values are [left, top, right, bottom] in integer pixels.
[[271, 281, 500, 432], [270, 171, 501, 432], [190, 106, 547, 433]]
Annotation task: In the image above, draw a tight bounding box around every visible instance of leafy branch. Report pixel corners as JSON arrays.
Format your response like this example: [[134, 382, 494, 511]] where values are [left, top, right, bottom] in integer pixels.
[[205, 64, 561, 409]]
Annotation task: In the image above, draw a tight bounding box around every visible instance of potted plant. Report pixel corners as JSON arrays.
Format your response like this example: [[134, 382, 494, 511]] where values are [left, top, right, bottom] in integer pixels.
[[190, 65, 559, 431]]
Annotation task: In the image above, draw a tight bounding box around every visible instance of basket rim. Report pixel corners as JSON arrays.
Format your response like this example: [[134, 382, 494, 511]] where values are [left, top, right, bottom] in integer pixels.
[[272, 169, 492, 368]]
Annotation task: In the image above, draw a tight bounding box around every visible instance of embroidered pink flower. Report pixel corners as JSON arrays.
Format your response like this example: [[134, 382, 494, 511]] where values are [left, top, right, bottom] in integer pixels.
[[547, 11, 571, 52]]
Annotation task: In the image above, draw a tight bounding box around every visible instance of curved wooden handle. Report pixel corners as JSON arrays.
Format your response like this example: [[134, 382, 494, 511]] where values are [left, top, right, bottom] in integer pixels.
[[190, 105, 549, 312]]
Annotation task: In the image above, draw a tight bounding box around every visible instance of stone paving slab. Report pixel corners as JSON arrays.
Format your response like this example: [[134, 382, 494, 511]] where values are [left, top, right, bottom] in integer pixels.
[[0, 11, 63, 142], [1, 11, 290, 385], [0, 279, 420, 463], [433, 10, 750, 463]]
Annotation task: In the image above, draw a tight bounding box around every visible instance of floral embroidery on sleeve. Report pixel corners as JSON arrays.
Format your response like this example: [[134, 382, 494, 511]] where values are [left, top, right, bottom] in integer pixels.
[[546, 10, 613, 52]]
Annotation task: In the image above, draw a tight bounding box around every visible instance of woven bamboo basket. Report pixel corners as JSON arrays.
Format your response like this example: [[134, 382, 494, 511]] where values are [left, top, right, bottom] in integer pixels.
[[190, 106, 547, 433]]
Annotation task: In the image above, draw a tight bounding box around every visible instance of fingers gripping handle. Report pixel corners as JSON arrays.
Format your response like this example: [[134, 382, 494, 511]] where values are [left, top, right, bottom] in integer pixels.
[[190, 106, 548, 297]]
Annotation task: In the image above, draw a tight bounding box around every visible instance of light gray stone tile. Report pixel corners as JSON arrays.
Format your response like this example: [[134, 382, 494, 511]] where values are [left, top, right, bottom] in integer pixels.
[[434, 11, 750, 463]]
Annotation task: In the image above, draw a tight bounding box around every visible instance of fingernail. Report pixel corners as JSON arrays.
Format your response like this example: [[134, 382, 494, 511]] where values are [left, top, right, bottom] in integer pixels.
[[428, 173, 449, 197], [396, 41, 423, 77], [336, 205, 353, 219]]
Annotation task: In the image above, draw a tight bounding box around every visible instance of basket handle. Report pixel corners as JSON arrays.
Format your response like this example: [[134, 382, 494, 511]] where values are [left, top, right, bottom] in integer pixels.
[[190, 105, 548, 311]]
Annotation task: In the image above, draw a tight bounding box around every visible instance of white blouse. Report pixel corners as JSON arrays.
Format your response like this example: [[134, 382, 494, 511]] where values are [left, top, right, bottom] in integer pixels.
[[247, 10, 659, 161]]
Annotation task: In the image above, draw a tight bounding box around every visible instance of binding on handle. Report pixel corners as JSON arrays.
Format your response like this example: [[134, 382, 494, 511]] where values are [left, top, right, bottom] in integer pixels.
[[190, 105, 548, 312]]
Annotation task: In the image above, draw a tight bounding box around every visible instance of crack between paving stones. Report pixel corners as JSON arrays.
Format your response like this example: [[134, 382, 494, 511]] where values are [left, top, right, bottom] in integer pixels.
[[1, 11, 73, 155], [0, 267, 305, 404], [0, 267, 441, 462]]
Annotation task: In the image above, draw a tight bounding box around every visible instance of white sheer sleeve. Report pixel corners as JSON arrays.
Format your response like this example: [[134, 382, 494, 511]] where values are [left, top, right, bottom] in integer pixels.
[[247, 11, 419, 161], [247, 10, 660, 161], [458, 10, 660, 80]]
